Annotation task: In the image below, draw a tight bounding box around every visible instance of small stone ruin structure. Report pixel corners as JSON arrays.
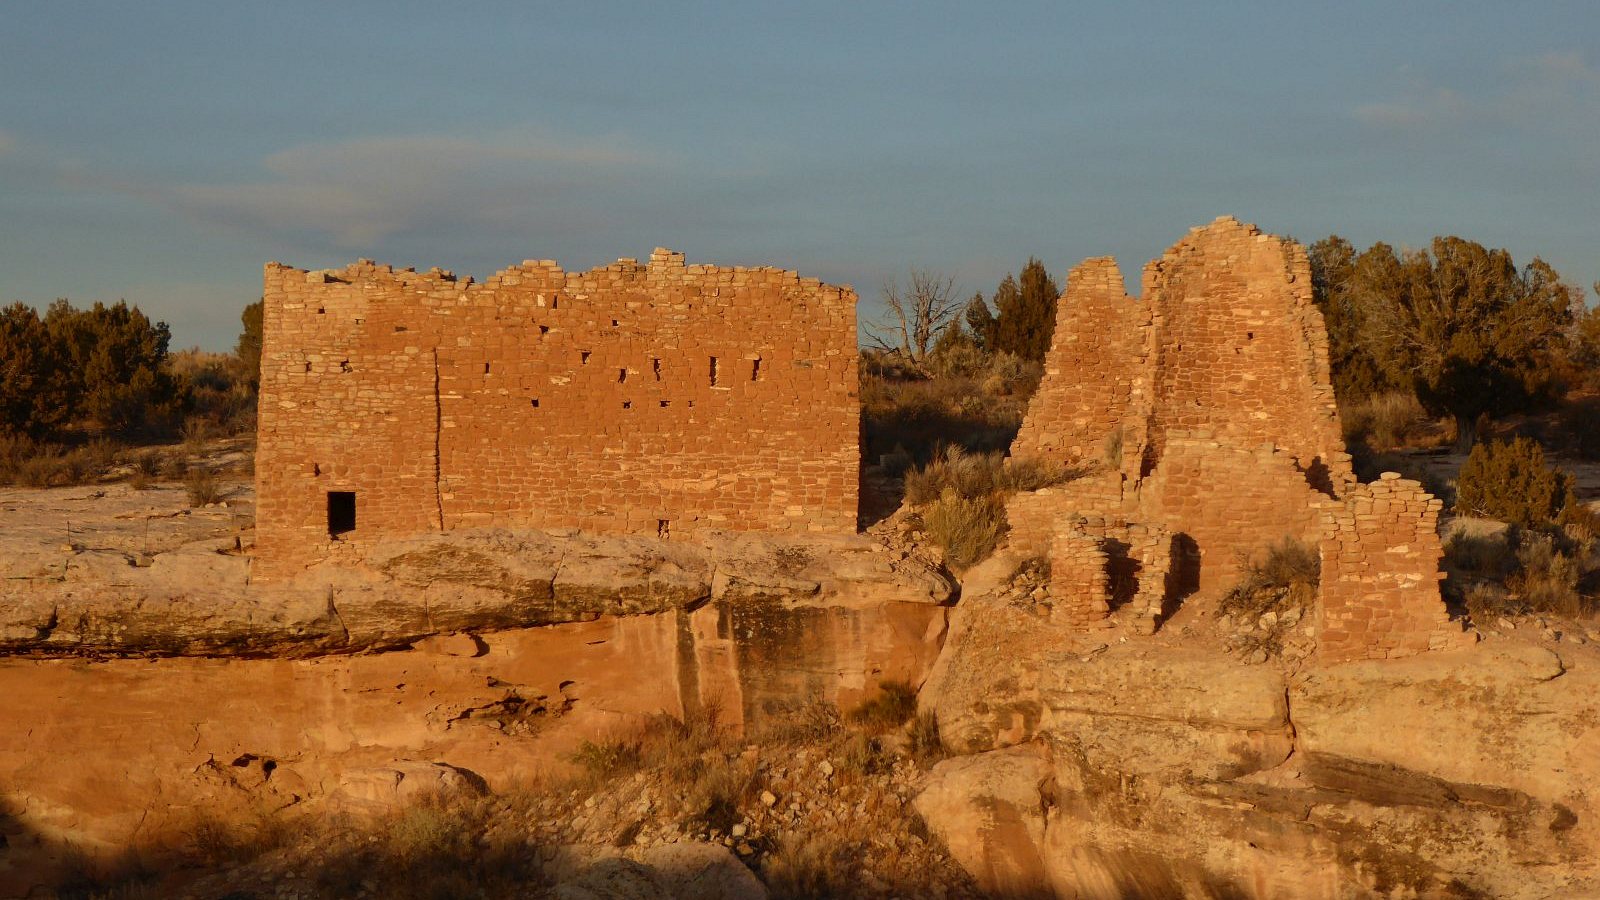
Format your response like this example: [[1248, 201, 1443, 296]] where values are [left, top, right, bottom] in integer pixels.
[[254, 249, 859, 578], [1008, 217, 1464, 661]]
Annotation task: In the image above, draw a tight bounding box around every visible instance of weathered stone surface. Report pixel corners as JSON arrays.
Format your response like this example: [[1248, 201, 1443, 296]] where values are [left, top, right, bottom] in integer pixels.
[[917, 635, 1600, 899], [0, 586, 946, 893], [256, 251, 860, 578], [1290, 642, 1600, 815], [329, 760, 483, 814], [924, 577, 1291, 779], [913, 746, 1052, 897], [0, 528, 952, 657], [1001, 217, 1462, 662], [548, 843, 768, 900]]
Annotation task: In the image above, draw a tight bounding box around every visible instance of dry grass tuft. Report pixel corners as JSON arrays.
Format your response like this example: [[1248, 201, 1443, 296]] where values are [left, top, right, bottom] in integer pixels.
[[846, 680, 917, 733], [183, 466, 225, 507], [1341, 391, 1432, 451], [919, 488, 1006, 571], [1218, 538, 1321, 659]]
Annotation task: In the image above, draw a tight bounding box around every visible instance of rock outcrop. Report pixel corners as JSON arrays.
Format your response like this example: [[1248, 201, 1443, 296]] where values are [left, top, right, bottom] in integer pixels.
[[0, 513, 953, 894], [917, 581, 1600, 898], [1, 528, 950, 657]]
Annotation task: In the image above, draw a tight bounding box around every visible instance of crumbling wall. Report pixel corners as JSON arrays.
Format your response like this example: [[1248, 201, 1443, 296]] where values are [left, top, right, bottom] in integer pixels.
[[1138, 434, 1325, 594], [257, 249, 859, 577], [1011, 257, 1150, 472], [1141, 218, 1351, 490], [1009, 217, 1460, 661], [1045, 531, 1112, 626], [1317, 475, 1461, 662]]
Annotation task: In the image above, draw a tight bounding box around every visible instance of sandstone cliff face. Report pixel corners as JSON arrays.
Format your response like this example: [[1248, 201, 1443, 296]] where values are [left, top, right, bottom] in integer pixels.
[[0, 527, 952, 895], [915, 572, 1600, 899]]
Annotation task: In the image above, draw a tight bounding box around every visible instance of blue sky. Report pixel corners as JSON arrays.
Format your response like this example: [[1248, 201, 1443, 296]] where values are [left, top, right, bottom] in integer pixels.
[[2, 1, 1596, 349]]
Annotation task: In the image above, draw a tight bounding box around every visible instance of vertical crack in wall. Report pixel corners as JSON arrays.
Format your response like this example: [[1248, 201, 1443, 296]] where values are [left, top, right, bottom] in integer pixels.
[[433, 347, 445, 531]]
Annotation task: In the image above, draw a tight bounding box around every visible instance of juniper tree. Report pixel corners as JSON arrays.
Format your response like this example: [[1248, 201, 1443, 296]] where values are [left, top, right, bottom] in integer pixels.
[[990, 258, 1058, 361], [1353, 237, 1574, 450]]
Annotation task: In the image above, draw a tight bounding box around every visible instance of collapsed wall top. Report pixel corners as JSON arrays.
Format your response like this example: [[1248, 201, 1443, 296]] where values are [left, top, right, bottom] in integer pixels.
[[1014, 215, 1351, 491], [253, 249, 860, 578], [1008, 218, 1463, 662]]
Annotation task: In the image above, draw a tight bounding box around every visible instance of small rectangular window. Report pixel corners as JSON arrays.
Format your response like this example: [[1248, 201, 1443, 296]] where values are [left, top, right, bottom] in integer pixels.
[[652, 358, 662, 381], [618, 368, 627, 383], [531, 398, 540, 408], [484, 362, 491, 375], [327, 491, 356, 537], [710, 356, 720, 387], [580, 350, 591, 365], [751, 358, 761, 381]]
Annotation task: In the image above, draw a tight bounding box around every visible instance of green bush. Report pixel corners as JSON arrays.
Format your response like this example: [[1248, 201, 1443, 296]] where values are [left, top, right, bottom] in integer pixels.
[[1455, 437, 1574, 527]]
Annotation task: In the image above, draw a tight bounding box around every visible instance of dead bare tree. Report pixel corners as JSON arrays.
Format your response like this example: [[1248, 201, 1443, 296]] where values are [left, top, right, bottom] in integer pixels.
[[865, 270, 961, 365]]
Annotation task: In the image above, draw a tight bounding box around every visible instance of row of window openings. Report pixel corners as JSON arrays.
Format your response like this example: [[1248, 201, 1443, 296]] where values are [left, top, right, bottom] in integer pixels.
[[308, 355, 762, 381], [314, 297, 575, 321], [317, 297, 567, 317], [529, 399, 692, 410], [483, 355, 761, 384]]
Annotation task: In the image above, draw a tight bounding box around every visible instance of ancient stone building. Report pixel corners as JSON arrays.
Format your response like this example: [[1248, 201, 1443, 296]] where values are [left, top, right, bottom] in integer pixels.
[[255, 248, 859, 578], [1010, 217, 1461, 661]]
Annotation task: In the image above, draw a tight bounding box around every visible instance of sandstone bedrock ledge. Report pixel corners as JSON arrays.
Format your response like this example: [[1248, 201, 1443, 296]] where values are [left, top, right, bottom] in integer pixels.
[[0, 528, 952, 658], [0, 529, 954, 893], [916, 617, 1600, 899]]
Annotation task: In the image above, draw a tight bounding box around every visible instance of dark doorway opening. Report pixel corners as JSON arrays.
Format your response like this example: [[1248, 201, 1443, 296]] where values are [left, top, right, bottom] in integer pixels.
[[328, 491, 356, 537]]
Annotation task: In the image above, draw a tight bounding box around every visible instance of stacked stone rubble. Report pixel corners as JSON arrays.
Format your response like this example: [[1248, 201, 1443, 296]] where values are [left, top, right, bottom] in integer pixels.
[[256, 249, 859, 578]]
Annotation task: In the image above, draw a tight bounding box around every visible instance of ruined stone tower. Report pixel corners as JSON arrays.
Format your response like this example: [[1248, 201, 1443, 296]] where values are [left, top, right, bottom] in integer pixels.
[[1009, 217, 1463, 661]]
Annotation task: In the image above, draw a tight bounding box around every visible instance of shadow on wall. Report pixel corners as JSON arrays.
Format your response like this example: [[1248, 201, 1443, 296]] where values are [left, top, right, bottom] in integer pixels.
[[1163, 533, 1202, 622]]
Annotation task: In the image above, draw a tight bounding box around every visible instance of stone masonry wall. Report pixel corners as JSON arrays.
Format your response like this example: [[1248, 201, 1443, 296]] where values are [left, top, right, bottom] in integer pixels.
[[1011, 257, 1150, 472], [1009, 218, 1459, 661], [1138, 434, 1325, 594], [1141, 218, 1351, 489], [1317, 475, 1459, 662], [256, 249, 859, 577], [1046, 531, 1112, 627]]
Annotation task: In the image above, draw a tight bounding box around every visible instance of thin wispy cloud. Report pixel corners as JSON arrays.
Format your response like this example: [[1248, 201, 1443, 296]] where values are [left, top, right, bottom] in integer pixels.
[[1354, 51, 1600, 131], [119, 130, 654, 248]]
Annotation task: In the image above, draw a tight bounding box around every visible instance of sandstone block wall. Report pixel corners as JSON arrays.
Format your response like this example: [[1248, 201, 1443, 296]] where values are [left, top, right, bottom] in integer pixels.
[[1010, 257, 1150, 471], [1046, 531, 1112, 626], [1138, 434, 1325, 593], [1140, 220, 1349, 488], [1009, 217, 1458, 662], [1317, 475, 1460, 662], [256, 249, 859, 577]]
